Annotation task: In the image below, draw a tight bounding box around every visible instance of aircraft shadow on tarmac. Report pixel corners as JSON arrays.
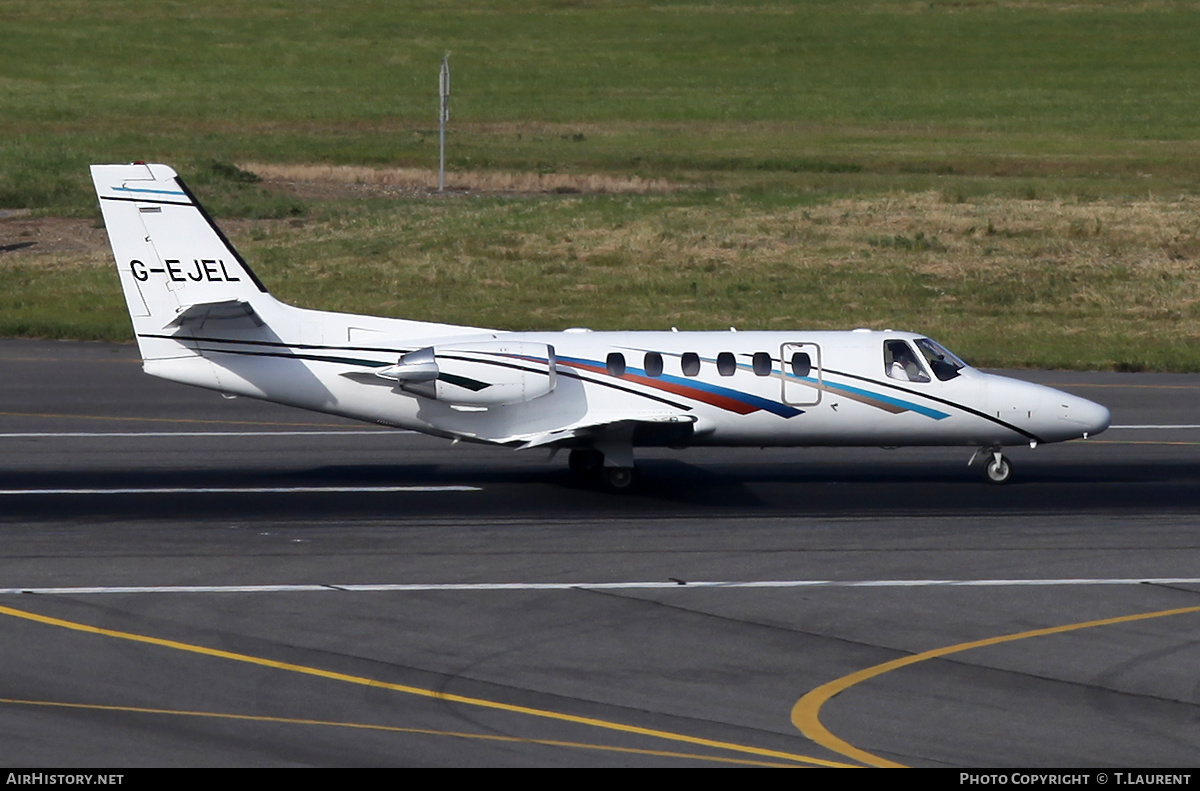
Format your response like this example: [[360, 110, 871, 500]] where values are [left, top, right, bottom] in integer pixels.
[[3, 457, 1200, 521]]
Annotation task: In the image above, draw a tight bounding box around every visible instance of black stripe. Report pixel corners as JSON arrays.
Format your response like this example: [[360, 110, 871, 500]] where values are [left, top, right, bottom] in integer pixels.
[[100, 195, 193, 207], [198, 347, 391, 368], [825, 367, 1043, 443], [176, 339, 692, 412], [438, 373, 490, 392], [142, 334, 693, 411], [138, 333, 414, 356], [437, 353, 692, 411], [556, 367, 692, 410], [141, 333, 1027, 435], [173, 175, 270, 294]]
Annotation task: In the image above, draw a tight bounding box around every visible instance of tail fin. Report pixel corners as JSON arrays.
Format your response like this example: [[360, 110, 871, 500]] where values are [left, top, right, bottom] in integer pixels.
[[91, 163, 272, 359]]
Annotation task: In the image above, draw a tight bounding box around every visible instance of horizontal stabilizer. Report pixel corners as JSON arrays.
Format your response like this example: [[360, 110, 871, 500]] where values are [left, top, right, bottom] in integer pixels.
[[165, 299, 263, 330]]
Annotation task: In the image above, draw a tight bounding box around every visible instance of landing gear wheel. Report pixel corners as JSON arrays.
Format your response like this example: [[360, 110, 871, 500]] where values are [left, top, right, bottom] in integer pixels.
[[603, 466, 636, 491], [984, 454, 1013, 485], [568, 448, 604, 478]]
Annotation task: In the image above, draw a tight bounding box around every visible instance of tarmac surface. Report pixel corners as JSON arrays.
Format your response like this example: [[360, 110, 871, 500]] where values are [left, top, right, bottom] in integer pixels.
[[2, 339, 1199, 767]]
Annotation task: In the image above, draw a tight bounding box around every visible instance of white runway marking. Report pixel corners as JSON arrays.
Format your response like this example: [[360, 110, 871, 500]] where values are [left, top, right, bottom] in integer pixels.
[[0, 430, 411, 438], [2, 577, 1196, 596], [1109, 425, 1200, 430], [0, 485, 479, 496], [1, 426, 1191, 436]]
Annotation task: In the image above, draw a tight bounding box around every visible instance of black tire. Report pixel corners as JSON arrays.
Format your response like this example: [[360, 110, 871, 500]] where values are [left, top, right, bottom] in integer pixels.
[[568, 448, 604, 478], [603, 466, 636, 491]]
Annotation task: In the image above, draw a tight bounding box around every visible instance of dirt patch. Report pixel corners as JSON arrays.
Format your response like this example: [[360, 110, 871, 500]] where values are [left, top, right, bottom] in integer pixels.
[[0, 212, 273, 261], [244, 163, 681, 198], [0, 212, 109, 258], [0, 163, 682, 260]]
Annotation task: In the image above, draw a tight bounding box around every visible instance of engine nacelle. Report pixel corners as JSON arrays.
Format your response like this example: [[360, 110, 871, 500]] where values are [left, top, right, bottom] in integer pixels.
[[378, 340, 557, 407]]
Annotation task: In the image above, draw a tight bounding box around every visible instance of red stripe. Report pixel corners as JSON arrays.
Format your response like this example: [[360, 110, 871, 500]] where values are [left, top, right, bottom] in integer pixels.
[[559, 361, 759, 415]]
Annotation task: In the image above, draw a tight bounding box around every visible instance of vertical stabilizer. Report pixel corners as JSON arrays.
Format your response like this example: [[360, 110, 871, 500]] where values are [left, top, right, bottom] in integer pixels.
[[91, 163, 271, 359]]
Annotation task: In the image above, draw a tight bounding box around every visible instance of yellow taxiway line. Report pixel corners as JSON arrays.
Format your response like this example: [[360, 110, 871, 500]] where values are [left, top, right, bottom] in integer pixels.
[[791, 604, 1200, 767], [0, 603, 851, 768]]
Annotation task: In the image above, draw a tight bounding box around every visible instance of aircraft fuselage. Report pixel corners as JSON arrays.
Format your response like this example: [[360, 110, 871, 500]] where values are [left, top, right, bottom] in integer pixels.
[[94, 162, 1110, 487]]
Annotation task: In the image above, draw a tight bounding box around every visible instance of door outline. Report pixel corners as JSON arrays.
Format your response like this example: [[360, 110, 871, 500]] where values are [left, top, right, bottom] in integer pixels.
[[781, 342, 822, 406]]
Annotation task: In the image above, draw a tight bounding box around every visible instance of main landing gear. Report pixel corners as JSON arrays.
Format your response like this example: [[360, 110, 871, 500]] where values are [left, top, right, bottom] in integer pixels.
[[969, 446, 1014, 485], [567, 448, 636, 491], [568, 447, 603, 477]]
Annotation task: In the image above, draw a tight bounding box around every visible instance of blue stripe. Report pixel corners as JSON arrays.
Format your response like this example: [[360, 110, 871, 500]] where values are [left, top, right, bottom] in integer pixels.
[[111, 185, 188, 197], [812, 378, 950, 419]]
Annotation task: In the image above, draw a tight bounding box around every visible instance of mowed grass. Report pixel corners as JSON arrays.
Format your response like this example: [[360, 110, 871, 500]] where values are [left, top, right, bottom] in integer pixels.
[[7, 0, 1200, 203], [5, 1, 1200, 369], [239, 188, 1200, 371], [8, 184, 1199, 370]]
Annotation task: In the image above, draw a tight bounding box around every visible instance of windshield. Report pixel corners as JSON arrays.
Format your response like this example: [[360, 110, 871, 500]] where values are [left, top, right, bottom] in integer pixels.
[[914, 337, 967, 381]]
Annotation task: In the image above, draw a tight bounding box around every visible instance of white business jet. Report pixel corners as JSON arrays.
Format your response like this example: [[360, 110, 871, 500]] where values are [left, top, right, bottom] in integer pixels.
[[91, 163, 1109, 488]]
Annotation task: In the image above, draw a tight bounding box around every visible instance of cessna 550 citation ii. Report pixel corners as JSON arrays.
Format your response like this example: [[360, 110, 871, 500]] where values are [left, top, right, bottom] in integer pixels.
[[92, 163, 1110, 488]]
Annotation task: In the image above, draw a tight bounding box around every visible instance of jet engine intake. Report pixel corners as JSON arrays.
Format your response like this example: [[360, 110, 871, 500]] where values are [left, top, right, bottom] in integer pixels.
[[379, 341, 557, 407]]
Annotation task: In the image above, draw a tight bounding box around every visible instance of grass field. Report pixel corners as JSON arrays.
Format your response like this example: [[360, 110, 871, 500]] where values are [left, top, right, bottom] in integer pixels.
[[4, 1, 1200, 369]]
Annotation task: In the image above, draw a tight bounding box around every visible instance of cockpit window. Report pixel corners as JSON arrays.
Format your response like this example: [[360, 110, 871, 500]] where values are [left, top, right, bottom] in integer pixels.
[[914, 338, 966, 381], [884, 340, 931, 383]]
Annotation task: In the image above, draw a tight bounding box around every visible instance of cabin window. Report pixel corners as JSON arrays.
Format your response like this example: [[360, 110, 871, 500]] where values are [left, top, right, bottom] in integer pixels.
[[681, 352, 701, 377], [606, 352, 626, 377], [884, 340, 931, 383], [752, 352, 772, 376], [716, 352, 737, 377], [790, 351, 811, 378], [644, 352, 664, 377]]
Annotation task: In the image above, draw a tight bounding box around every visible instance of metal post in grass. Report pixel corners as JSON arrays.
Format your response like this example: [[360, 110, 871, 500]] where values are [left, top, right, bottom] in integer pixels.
[[438, 53, 450, 192]]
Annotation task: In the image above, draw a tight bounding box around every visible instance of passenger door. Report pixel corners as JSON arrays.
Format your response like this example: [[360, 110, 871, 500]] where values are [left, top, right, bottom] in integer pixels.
[[781, 342, 822, 406]]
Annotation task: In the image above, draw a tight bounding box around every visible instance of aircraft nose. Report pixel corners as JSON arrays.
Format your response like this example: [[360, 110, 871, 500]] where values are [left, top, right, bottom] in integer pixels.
[[1056, 393, 1111, 438], [988, 376, 1111, 443]]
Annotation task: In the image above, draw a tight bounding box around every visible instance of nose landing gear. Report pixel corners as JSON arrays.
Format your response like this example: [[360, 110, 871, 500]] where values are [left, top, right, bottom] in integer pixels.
[[969, 446, 1014, 484], [984, 453, 1013, 484]]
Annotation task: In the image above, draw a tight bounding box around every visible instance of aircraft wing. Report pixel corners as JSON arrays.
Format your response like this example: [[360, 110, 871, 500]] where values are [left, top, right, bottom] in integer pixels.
[[510, 412, 698, 449]]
